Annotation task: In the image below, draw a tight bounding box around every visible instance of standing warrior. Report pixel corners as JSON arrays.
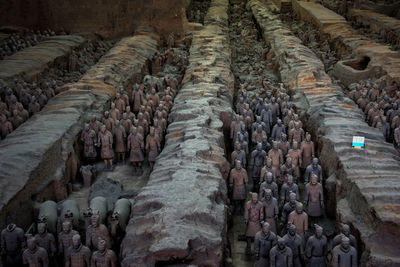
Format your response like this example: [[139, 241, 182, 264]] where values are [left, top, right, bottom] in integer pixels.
[[1, 223, 25, 266], [81, 124, 97, 161], [65, 234, 91, 267], [254, 222, 277, 267], [305, 224, 328, 267], [332, 236, 358, 267], [58, 221, 78, 262], [261, 189, 279, 234], [251, 143, 267, 192], [127, 127, 144, 172], [90, 239, 116, 267], [305, 173, 324, 223], [229, 160, 248, 215], [146, 127, 160, 169], [113, 120, 126, 164], [300, 133, 314, 169], [97, 125, 114, 170], [23, 238, 48, 267], [244, 193, 264, 255]]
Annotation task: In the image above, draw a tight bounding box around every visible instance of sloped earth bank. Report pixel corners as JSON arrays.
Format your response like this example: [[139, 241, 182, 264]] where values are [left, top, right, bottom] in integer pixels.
[[121, 0, 234, 266], [0, 29, 159, 230], [248, 0, 400, 265]]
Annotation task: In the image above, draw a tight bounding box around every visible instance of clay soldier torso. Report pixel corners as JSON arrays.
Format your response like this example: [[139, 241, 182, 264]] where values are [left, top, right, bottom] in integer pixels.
[[279, 140, 290, 157], [89, 120, 102, 134], [268, 149, 283, 177], [254, 231, 277, 267], [251, 149, 267, 179], [132, 91, 144, 113], [282, 233, 304, 267], [262, 198, 279, 234], [272, 125, 285, 141], [261, 165, 277, 182], [98, 131, 113, 159], [288, 148, 301, 177], [245, 201, 264, 237], [103, 118, 114, 132], [304, 165, 322, 183], [120, 119, 132, 134], [22, 247, 48, 267], [91, 249, 117, 267], [306, 235, 327, 267], [229, 168, 248, 200], [281, 201, 297, 225], [280, 183, 299, 203], [1, 225, 25, 265], [280, 163, 297, 184], [82, 129, 97, 159], [230, 120, 242, 141], [259, 181, 278, 199], [288, 211, 308, 237], [146, 135, 160, 162], [332, 245, 357, 267], [300, 141, 314, 168], [113, 126, 126, 153], [231, 150, 246, 168], [128, 133, 144, 162], [305, 183, 323, 217], [289, 128, 304, 144], [332, 234, 357, 250], [34, 233, 56, 258], [269, 245, 293, 267], [66, 244, 91, 267], [86, 224, 110, 250], [110, 108, 120, 121], [58, 230, 79, 257], [114, 98, 125, 113]]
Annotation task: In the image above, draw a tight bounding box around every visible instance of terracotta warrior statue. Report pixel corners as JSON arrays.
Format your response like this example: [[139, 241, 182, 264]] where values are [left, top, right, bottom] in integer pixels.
[[269, 238, 293, 267], [300, 133, 314, 169], [259, 172, 278, 200], [254, 222, 277, 267], [332, 236, 358, 267], [280, 175, 299, 204], [81, 123, 97, 161], [281, 192, 299, 227], [113, 120, 126, 164], [127, 127, 144, 172], [1, 223, 25, 266], [287, 141, 302, 178], [288, 203, 308, 238], [34, 223, 56, 263], [261, 189, 279, 234], [305, 224, 327, 267], [65, 234, 91, 267], [305, 173, 324, 222], [282, 223, 304, 267], [85, 212, 110, 250], [90, 239, 116, 267], [304, 157, 322, 184], [58, 221, 78, 261], [23, 237, 49, 267], [244, 193, 264, 255], [229, 160, 248, 215], [250, 143, 267, 192], [146, 127, 160, 169], [97, 125, 114, 170], [231, 141, 246, 168], [332, 224, 357, 250], [268, 141, 283, 178]]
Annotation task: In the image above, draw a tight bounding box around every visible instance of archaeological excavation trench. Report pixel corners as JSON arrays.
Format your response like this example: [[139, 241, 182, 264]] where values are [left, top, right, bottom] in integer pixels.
[[0, 0, 399, 266]]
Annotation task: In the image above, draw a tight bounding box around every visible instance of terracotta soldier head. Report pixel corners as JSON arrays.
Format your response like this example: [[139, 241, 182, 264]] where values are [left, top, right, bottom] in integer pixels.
[[264, 189, 272, 201], [288, 223, 296, 237], [100, 125, 106, 134], [251, 193, 258, 204], [289, 192, 297, 205], [312, 158, 319, 168], [340, 236, 350, 251], [287, 175, 294, 185], [235, 160, 241, 170], [311, 173, 318, 185], [62, 221, 72, 233], [262, 222, 270, 234], [315, 224, 323, 239], [91, 212, 100, 227], [266, 172, 273, 184], [72, 234, 81, 249], [295, 202, 303, 214]]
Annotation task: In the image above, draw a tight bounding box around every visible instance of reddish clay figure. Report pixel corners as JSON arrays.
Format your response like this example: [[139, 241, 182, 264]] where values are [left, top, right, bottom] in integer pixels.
[[1, 223, 25, 266], [102, 111, 114, 132], [146, 127, 160, 169], [300, 133, 314, 169], [305, 224, 327, 267], [229, 160, 248, 214], [231, 141, 246, 168], [131, 86, 145, 113], [287, 141, 302, 178], [289, 122, 304, 145], [259, 172, 278, 200], [81, 124, 97, 161], [230, 114, 242, 142], [97, 125, 114, 170], [332, 237, 358, 267], [113, 120, 126, 164], [261, 189, 279, 234], [127, 127, 144, 172], [283, 223, 304, 267], [268, 141, 283, 178], [304, 158, 322, 184], [271, 119, 286, 142], [137, 113, 149, 136], [288, 203, 308, 238], [90, 239, 116, 267], [120, 113, 132, 134], [305, 174, 324, 219], [23, 238, 48, 267], [34, 223, 56, 262], [109, 103, 120, 121], [244, 193, 264, 254], [65, 234, 91, 267], [58, 221, 78, 261], [125, 106, 135, 121], [254, 222, 277, 267], [280, 175, 299, 204], [269, 238, 293, 267], [278, 133, 290, 158], [251, 143, 267, 192], [86, 213, 110, 250]]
